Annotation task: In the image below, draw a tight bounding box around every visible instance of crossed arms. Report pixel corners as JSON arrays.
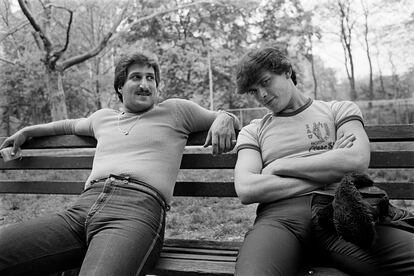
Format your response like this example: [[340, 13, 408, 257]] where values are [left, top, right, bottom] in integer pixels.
[[234, 120, 370, 204]]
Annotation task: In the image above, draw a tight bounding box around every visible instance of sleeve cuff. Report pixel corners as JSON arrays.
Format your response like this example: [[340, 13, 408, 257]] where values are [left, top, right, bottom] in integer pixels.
[[236, 144, 260, 153], [336, 115, 364, 130]]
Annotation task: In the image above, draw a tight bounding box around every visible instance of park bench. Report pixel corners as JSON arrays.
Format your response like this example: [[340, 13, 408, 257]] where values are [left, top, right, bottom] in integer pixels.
[[1, 123, 413, 276]]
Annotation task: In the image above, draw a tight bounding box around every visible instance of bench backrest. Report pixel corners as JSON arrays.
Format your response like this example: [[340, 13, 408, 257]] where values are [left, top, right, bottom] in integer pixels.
[[1, 124, 413, 199]]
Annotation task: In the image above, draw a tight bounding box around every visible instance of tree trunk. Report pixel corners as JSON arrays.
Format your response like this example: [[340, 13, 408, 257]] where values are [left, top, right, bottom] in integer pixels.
[[347, 43, 357, 100], [361, 0, 374, 100], [338, 0, 356, 100], [208, 49, 214, 110], [93, 57, 102, 109], [0, 89, 9, 136], [46, 70, 68, 120], [309, 52, 318, 99], [374, 46, 386, 97]]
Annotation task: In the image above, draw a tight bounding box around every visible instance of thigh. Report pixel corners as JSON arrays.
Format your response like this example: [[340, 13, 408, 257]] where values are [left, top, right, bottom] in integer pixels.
[[79, 217, 165, 276], [236, 223, 305, 276], [0, 214, 86, 276], [316, 224, 414, 276], [236, 196, 313, 276], [80, 185, 166, 276]]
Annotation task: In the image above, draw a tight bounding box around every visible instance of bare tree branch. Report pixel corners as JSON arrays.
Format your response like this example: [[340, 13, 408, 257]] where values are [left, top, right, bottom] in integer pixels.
[[58, 4, 129, 71], [0, 57, 15, 65], [46, 3, 72, 12], [17, 0, 53, 52], [0, 2, 55, 42], [54, 8, 73, 58], [31, 31, 43, 50], [0, 0, 11, 26], [0, 22, 30, 42], [130, 0, 219, 26], [108, 0, 221, 46]]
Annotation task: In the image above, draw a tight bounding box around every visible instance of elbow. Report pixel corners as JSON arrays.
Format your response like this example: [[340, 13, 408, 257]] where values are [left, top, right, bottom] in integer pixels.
[[235, 182, 254, 205], [344, 150, 370, 173], [239, 195, 254, 205], [358, 155, 370, 172]]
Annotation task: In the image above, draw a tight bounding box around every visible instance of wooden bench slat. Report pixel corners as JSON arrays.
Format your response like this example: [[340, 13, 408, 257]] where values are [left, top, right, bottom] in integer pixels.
[[164, 239, 242, 250], [1, 151, 413, 170], [180, 154, 236, 169], [365, 124, 414, 142], [161, 252, 236, 262], [375, 182, 414, 199], [0, 181, 85, 194], [153, 258, 235, 276], [1, 181, 413, 199], [369, 151, 414, 168], [0, 156, 93, 170], [173, 182, 236, 197], [163, 247, 238, 257], [153, 257, 350, 276], [1, 124, 411, 149]]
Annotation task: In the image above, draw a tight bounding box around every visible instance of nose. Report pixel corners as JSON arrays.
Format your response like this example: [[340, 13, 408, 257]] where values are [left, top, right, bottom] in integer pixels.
[[258, 87, 267, 99], [139, 79, 148, 89]]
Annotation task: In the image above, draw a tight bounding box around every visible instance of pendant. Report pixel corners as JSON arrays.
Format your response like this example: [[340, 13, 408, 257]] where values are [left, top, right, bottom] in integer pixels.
[[117, 111, 141, 136]]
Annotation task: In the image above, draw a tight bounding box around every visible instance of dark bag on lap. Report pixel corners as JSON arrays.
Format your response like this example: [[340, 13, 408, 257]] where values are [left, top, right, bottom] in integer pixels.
[[316, 172, 414, 248]]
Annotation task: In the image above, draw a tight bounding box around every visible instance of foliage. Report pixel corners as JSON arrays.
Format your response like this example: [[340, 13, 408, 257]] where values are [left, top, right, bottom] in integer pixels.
[[0, 0, 413, 131]]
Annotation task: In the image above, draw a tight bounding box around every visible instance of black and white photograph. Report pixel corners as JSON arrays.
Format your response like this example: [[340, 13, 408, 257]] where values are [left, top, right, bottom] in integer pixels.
[[0, 0, 413, 275]]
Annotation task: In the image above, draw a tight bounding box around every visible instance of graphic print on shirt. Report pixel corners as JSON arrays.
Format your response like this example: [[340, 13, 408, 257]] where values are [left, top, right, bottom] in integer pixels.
[[306, 122, 334, 152]]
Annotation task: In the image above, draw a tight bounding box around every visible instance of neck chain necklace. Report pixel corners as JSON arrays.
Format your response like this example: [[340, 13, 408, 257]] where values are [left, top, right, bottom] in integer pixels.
[[117, 111, 141, 135]]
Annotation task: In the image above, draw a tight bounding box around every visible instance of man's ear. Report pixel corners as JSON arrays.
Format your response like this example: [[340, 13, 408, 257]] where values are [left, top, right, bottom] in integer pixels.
[[154, 88, 160, 104], [285, 69, 292, 79]]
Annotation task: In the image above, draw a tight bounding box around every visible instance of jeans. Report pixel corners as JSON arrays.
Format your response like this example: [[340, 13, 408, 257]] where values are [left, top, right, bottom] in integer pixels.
[[0, 174, 167, 276], [235, 194, 414, 276]]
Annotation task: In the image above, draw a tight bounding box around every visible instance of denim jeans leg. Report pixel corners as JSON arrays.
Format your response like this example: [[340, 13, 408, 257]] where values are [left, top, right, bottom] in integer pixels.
[[0, 214, 86, 276], [79, 179, 166, 276]]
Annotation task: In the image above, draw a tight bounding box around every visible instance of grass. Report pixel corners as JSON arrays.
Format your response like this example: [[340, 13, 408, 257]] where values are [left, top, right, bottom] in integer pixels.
[[0, 193, 256, 241]]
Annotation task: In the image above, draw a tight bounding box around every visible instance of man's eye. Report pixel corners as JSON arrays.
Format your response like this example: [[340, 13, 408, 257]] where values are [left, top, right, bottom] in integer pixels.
[[147, 76, 155, 81], [131, 75, 140, 80], [261, 79, 269, 86], [248, 90, 256, 95]]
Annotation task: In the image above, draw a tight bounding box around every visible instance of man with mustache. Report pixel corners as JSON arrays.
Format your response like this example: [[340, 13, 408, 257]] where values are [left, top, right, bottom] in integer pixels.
[[0, 51, 240, 276]]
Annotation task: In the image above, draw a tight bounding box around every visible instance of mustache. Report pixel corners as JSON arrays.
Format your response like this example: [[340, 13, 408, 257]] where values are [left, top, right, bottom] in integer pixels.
[[136, 88, 151, 95]]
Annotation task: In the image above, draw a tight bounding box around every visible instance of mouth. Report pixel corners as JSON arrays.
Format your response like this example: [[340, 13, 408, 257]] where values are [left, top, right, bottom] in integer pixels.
[[265, 97, 276, 105], [135, 89, 151, 96]]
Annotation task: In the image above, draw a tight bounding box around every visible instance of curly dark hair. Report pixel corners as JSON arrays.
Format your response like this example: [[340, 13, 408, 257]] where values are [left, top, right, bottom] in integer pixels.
[[235, 46, 297, 94], [113, 51, 161, 102]]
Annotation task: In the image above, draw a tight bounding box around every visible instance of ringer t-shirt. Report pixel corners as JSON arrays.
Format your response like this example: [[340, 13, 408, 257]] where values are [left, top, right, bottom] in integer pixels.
[[235, 99, 364, 196], [60, 99, 217, 203]]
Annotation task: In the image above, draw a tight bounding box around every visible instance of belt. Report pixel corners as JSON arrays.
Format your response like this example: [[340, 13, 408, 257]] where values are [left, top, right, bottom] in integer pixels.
[[90, 174, 170, 211]]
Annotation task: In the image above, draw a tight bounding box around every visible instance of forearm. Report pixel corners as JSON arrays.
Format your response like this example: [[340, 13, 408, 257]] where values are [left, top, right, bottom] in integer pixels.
[[269, 149, 370, 184], [21, 120, 78, 138], [235, 171, 323, 204]]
